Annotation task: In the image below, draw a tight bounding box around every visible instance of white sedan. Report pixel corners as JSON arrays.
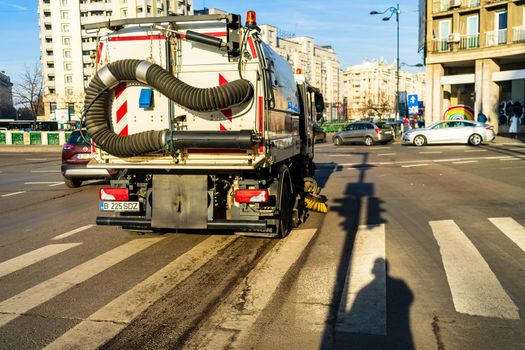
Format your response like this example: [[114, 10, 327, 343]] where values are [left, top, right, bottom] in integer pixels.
[[403, 120, 496, 146]]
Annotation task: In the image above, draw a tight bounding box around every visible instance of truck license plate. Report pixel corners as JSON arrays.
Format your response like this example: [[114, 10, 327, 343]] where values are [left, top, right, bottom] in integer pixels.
[[99, 201, 140, 212]]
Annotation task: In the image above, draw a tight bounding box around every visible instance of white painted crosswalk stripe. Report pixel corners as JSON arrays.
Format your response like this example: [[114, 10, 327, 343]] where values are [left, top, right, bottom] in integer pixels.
[[429, 220, 519, 319], [45, 235, 235, 350], [0, 237, 164, 328], [187, 229, 318, 350], [52, 225, 94, 240], [0, 243, 82, 278], [489, 218, 525, 253], [336, 224, 386, 335]]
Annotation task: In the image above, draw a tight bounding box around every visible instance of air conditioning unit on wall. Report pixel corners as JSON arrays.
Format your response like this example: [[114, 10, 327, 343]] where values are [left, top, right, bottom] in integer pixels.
[[449, 0, 462, 9], [447, 33, 461, 43]]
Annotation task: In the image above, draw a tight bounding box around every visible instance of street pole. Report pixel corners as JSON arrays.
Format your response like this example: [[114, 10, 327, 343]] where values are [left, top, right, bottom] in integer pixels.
[[396, 3, 400, 121]]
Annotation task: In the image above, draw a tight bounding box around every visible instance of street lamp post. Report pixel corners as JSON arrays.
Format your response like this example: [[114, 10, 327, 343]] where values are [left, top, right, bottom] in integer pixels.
[[370, 4, 400, 121]]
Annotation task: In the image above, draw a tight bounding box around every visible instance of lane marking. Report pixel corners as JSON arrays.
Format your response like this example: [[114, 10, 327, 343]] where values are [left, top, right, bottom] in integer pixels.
[[509, 148, 525, 151], [25, 158, 49, 161], [378, 153, 396, 156], [1, 191, 26, 197], [0, 237, 164, 328], [45, 236, 236, 350], [24, 182, 62, 185], [0, 243, 82, 278], [30, 170, 60, 173], [328, 154, 354, 157], [337, 224, 386, 335], [452, 161, 478, 164], [499, 158, 522, 161], [429, 220, 519, 319], [402, 164, 429, 168], [489, 218, 525, 253], [419, 151, 442, 154], [48, 182, 64, 187], [189, 229, 318, 350], [463, 150, 487, 153], [52, 225, 95, 240]]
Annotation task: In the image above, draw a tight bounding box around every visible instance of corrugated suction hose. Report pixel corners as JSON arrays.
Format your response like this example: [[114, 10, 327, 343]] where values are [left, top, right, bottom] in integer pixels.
[[84, 59, 254, 157]]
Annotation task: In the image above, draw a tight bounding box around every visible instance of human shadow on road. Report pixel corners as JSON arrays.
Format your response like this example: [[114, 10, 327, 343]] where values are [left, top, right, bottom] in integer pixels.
[[319, 151, 415, 350]]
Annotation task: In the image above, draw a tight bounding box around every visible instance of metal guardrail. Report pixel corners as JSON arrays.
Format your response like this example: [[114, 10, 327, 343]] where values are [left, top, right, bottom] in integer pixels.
[[485, 29, 507, 47], [0, 131, 68, 145], [433, 39, 451, 53], [433, 0, 480, 13], [459, 34, 479, 49], [513, 27, 525, 43]]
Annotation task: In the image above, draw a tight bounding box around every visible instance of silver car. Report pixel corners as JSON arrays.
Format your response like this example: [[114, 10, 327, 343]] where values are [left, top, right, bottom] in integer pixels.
[[403, 120, 495, 146], [333, 122, 394, 146]]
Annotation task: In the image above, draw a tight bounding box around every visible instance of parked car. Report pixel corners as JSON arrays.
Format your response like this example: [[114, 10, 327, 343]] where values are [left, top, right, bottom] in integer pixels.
[[402, 120, 495, 146], [61, 130, 119, 188], [313, 124, 327, 143], [332, 121, 394, 146]]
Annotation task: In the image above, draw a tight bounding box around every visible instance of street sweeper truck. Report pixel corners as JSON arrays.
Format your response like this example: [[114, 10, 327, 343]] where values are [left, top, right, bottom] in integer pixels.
[[83, 11, 326, 237]]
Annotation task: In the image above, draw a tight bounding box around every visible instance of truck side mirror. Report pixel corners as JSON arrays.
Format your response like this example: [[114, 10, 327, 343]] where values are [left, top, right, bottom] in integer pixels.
[[314, 92, 324, 122]]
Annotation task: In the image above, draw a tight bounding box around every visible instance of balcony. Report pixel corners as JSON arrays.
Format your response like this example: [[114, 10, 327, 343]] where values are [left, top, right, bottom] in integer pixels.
[[433, 38, 452, 52], [459, 34, 480, 49], [485, 29, 507, 46], [433, 0, 481, 13], [512, 26, 525, 43]]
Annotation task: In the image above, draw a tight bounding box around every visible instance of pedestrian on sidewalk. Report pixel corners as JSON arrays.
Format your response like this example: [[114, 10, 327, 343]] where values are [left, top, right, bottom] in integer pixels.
[[509, 114, 520, 139], [402, 116, 410, 134]]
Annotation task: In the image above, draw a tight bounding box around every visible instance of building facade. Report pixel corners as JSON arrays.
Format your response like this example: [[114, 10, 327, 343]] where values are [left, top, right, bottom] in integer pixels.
[[0, 70, 14, 118], [422, 0, 525, 132], [343, 60, 426, 120], [259, 25, 345, 122], [38, 0, 194, 123]]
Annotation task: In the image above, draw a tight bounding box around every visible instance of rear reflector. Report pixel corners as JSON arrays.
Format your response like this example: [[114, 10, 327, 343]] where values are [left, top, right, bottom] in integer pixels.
[[99, 188, 129, 201], [234, 189, 269, 203], [375, 129, 383, 134]]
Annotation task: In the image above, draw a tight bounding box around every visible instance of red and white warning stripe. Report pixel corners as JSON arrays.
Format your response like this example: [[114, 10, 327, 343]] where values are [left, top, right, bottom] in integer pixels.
[[218, 74, 232, 132], [113, 83, 128, 136]]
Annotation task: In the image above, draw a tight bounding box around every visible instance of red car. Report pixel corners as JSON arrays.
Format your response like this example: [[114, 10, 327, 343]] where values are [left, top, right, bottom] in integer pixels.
[[61, 130, 118, 188]]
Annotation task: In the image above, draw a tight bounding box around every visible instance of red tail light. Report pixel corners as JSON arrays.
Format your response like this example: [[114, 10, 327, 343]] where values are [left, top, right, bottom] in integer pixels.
[[235, 189, 269, 203], [485, 126, 494, 130], [375, 129, 383, 134], [99, 188, 129, 201]]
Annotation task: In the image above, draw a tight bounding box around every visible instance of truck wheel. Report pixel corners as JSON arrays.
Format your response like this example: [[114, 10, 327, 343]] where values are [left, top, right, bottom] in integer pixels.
[[278, 181, 292, 238], [64, 178, 82, 188]]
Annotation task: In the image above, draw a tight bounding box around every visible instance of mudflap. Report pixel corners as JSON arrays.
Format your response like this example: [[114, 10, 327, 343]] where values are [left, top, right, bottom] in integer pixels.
[[151, 175, 208, 229]]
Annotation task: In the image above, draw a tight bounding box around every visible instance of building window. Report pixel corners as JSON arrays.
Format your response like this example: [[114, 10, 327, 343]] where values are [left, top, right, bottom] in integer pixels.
[[63, 37, 71, 46], [62, 24, 70, 33], [68, 103, 75, 118], [64, 62, 72, 71], [65, 75, 73, 84], [61, 11, 69, 20], [65, 88, 74, 96], [121, 8, 128, 17], [63, 50, 71, 58], [60, 0, 68, 6]]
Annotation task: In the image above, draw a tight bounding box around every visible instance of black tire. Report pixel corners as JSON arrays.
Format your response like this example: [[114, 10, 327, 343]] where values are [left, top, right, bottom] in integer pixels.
[[413, 135, 426, 147], [468, 134, 482, 146], [278, 180, 292, 238], [334, 137, 343, 146], [364, 136, 374, 146], [64, 177, 82, 188]]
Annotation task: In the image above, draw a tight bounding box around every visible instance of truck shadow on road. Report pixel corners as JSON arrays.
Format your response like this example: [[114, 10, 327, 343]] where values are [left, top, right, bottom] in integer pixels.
[[319, 152, 415, 350]]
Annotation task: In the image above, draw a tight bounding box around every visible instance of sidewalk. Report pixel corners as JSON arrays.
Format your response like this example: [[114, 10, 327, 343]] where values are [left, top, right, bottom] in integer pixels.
[[0, 145, 62, 153], [492, 133, 525, 145]]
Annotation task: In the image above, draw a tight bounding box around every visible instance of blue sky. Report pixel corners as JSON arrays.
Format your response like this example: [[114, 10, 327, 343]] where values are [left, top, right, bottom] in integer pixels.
[[0, 0, 423, 85]]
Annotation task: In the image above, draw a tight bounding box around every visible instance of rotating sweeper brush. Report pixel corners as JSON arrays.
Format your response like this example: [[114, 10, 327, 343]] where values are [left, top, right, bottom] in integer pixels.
[[303, 177, 328, 214]]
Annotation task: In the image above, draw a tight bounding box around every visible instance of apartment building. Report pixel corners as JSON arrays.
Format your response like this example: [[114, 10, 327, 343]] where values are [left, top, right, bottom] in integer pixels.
[[0, 70, 14, 118], [343, 60, 426, 119], [259, 25, 344, 121], [422, 0, 525, 132], [38, 0, 194, 123]]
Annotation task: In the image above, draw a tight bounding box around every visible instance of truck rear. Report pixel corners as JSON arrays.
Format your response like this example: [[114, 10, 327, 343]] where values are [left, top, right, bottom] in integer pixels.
[[84, 12, 325, 237]]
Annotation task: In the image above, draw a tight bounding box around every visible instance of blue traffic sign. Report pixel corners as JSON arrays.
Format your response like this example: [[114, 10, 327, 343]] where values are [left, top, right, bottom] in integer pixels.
[[408, 94, 419, 115]]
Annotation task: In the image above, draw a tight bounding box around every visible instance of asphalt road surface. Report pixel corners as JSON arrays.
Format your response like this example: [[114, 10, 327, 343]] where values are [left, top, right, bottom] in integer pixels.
[[0, 141, 524, 350]]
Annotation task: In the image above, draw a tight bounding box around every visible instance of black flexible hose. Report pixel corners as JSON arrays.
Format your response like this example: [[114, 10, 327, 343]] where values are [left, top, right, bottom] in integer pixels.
[[84, 59, 254, 157]]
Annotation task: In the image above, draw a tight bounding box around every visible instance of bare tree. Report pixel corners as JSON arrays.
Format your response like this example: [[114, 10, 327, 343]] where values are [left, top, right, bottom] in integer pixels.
[[13, 63, 43, 130]]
